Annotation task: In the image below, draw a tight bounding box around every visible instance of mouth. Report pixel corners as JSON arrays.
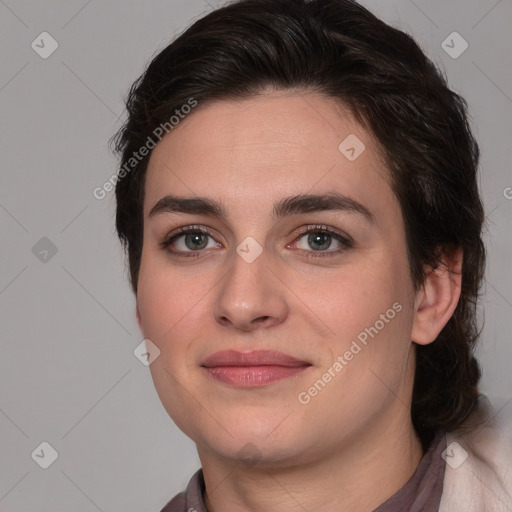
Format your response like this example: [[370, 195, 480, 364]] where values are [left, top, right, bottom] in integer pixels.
[[201, 350, 312, 387]]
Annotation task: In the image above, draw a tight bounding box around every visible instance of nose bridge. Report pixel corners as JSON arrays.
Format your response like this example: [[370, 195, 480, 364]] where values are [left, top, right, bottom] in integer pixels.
[[223, 243, 269, 307], [213, 240, 287, 330]]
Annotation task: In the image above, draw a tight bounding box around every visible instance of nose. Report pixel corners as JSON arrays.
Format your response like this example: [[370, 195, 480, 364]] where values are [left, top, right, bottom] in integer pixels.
[[212, 246, 289, 333]]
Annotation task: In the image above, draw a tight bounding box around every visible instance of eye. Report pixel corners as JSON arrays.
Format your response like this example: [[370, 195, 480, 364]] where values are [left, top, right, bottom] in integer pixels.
[[290, 225, 353, 257], [160, 224, 353, 259], [160, 225, 220, 256]]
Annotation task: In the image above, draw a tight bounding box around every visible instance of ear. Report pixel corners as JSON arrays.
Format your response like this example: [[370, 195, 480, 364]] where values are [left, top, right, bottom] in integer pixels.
[[135, 302, 143, 333], [411, 247, 463, 345]]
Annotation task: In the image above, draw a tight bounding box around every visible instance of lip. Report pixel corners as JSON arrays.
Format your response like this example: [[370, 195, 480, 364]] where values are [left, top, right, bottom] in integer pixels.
[[201, 350, 312, 387]]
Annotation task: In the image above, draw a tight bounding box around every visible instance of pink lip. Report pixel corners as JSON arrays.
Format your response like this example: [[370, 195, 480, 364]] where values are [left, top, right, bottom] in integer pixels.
[[201, 350, 311, 387]]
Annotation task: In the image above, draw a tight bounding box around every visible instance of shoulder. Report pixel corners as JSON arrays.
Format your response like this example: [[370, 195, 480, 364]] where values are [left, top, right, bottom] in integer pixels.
[[158, 491, 186, 512], [157, 469, 205, 512], [439, 395, 512, 512]]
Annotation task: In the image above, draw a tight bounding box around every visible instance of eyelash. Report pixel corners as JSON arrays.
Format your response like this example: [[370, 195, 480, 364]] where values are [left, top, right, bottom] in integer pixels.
[[159, 224, 354, 259]]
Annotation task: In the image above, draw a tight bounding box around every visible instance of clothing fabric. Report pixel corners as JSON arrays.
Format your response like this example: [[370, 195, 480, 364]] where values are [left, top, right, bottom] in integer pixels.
[[438, 395, 512, 512], [159, 396, 512, 511], [373, 431, 446, 512]]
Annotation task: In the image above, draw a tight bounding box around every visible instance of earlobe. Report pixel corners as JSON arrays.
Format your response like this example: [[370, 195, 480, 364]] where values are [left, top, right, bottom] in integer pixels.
[[411, 247, 463, 345]]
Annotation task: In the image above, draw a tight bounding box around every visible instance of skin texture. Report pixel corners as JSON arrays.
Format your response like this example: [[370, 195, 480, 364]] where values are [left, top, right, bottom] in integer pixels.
[[135, 91, 462, 512]]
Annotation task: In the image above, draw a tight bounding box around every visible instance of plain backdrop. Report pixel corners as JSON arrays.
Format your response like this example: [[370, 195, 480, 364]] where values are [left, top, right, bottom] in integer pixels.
[[1, 0, 511, 510]]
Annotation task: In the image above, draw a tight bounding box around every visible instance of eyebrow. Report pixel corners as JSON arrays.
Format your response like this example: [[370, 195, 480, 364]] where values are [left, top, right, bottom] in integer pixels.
[[149, 192, 374, 223]]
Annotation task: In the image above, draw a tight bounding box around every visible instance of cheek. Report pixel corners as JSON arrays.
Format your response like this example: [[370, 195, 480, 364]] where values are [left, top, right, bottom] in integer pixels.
[[136, 260, 216, 368], [137, 266, 212, 433], [137, 244, 195, 327], [306, 249, 414, 395], [311, 256, 407, 334]]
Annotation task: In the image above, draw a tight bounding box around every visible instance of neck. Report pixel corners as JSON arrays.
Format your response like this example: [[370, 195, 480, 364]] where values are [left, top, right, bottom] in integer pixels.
[[199, 412, 423, 512]]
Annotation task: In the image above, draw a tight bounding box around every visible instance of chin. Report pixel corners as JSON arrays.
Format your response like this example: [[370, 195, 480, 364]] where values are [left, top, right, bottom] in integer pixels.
[[196, 417, 312, 463], [203, 435, 308, 468]]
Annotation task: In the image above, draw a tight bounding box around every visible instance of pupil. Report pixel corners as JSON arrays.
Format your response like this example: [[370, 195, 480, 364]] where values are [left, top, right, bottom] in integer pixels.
[[185, 233, 207, 250], [308, 233, 331, 251]]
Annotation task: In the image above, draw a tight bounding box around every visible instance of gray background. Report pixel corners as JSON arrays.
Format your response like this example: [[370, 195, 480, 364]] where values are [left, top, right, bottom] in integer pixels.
[[0, 0, 511, 510]]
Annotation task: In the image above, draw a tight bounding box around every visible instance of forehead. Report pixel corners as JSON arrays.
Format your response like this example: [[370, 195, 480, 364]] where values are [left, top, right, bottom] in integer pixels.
[[144, 91, 394, 221]]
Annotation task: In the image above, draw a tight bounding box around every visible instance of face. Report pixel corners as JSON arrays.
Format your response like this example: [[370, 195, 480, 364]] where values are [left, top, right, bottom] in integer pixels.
[[136, 91, 419, 467]]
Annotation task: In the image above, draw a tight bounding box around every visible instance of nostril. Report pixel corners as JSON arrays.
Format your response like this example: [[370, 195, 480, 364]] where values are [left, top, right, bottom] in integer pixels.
[[254, 316, 270, 324], [219, 316, 231, 326]]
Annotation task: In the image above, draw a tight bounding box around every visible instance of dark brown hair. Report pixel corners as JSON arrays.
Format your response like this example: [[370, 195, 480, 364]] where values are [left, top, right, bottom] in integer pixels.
[[113, 0, 485, 449]]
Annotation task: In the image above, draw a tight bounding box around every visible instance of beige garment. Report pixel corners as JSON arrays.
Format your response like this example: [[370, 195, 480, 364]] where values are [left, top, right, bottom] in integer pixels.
[[439, 395, 512, 512]]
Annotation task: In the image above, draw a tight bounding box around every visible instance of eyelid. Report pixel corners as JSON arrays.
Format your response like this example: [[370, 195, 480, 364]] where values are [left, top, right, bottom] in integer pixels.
[[293, 224, 353, 244]]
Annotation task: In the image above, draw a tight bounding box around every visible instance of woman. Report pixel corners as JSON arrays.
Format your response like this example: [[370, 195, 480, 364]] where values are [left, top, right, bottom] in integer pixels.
[[112, 1, 512, 510]]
